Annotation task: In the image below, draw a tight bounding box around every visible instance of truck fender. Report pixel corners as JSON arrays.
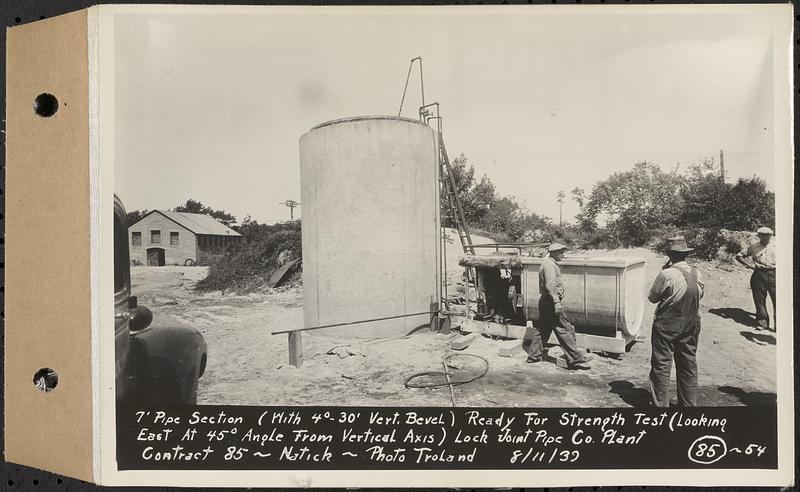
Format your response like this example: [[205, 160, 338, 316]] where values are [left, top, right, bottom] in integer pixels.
[[130, 323, 207, 405]]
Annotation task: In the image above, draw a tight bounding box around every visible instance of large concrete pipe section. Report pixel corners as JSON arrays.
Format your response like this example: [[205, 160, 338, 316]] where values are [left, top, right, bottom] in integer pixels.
[[299, 116, 441, 338], [521, 257, 646, 338], [465, 254, 646, 340]]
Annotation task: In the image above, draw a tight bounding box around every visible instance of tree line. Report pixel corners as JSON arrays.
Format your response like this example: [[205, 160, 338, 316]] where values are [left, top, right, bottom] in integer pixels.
[[126, 198, 237, 228], [127, 153, 773, 291], [442, 154, 553, 242], [445, 155, 774, 255]]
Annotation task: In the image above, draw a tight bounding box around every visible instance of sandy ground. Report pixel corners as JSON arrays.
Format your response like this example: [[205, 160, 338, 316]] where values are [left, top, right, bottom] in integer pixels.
[[131, 232, 777, 407]]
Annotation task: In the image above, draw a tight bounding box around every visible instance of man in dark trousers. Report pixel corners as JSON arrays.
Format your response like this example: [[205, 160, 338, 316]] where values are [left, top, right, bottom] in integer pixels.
[[527, 243, 591, 370], [647, 236, 704, 407], [735, 226, 776, 330]]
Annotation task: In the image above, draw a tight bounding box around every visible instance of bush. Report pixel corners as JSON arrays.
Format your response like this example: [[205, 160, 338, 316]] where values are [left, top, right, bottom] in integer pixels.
[[679, 174, 774, 232], [723, 238, 742, 255], [645, 224, 680, 252], [655, 227, 723, 260], [649, 227, 758, 266], [467, 225, 510, 244], [551, 226, 581, 247], [582, 162, 684, 246], [690, 228, 726, 259], [582, 228, 621, 250], [196, 221, 301, 293]]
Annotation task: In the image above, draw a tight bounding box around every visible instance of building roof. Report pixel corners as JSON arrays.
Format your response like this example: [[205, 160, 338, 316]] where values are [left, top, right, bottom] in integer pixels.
[[138, 210, 242, 236]]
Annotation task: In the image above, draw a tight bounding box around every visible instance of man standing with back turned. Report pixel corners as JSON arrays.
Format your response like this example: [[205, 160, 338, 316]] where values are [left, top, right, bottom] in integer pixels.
[[527, 243, 591, 370], [648, 236, 704, 407]]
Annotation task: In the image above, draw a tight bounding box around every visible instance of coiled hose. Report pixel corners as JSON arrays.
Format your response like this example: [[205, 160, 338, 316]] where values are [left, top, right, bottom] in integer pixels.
[[404, 353, 490, 397]]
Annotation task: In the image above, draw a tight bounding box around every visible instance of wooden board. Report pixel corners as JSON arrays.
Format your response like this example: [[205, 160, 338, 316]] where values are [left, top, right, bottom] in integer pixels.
[[450, 333, 478, 350], [549, 331, 626, 354], [268, 258, 300, 287], [288, 332, 303, 367], [461, 319, 529, 339], [461, 319, 626, 354]]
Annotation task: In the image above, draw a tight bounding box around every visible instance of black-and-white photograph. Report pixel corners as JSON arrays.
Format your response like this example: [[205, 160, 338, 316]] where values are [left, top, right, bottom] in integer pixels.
[[111, 7, 785, 413]]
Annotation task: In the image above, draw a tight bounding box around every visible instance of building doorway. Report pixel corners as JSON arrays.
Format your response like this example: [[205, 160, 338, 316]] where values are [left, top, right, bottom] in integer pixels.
[[146, 248, 165, 266]]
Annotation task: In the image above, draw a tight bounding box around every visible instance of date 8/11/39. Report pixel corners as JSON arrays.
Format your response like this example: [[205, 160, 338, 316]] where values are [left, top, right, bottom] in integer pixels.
[[511, 448, 580, 464]]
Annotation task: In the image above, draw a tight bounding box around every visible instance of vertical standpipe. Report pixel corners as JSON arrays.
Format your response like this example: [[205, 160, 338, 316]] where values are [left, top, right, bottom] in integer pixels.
[[299, 116, 441, 337]]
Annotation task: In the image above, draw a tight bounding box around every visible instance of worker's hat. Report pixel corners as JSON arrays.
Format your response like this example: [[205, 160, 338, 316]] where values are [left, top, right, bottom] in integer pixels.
[[666, 236, 694, 254], [547, 242, 569, 252], [757, 226, 774, 235]]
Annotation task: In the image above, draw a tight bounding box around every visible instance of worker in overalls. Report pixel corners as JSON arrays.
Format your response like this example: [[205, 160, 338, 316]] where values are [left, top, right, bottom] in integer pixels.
[[527, 243, 591, 370], [647, 236, 704, 407], [735, 226, 776, 330]]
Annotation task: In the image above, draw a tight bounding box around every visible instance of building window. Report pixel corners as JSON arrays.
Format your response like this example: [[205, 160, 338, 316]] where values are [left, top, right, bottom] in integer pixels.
[[170, 232, 179, 245], [151, 230, 161, 244], [131, 231, 141, 246]]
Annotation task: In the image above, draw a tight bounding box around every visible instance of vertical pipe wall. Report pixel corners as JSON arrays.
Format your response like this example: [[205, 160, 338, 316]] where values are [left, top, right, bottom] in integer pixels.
[[299, 116, 441, 338]]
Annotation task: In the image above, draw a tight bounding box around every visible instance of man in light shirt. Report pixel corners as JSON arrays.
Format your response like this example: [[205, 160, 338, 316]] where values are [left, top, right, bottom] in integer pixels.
[[735, 226, 776, 330], [527, 243, 591, 370], [647, 236, 704, 407]]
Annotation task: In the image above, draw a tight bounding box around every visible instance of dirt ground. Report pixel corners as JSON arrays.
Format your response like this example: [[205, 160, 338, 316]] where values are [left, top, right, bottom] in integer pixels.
[[131, 234, 777, 408]]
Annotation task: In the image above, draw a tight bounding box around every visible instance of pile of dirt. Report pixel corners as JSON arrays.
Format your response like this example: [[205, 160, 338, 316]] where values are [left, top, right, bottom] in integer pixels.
[[697, 228, 757, 267], [717, 229, 758, 254]]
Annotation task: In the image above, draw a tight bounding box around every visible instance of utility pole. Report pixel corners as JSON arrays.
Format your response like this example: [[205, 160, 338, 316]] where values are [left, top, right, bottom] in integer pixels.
[[556, 191, 565, 226], [278, 200, 300, 220], [719, 149, 725, 182]]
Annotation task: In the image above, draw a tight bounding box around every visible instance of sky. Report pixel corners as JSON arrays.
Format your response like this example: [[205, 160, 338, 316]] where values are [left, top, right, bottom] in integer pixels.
[[112, 7, 780, 225]]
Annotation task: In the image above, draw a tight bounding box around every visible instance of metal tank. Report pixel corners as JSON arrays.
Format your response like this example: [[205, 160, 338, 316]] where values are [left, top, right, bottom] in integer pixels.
[[299, 116, 441, 338]]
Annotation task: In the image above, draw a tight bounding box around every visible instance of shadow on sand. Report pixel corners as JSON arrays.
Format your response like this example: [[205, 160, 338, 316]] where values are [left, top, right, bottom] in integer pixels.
[[608, 380, 651, 407], [717, 385, 776, 406], [740, 330, 776, 346], [708, 307, 759, 328]]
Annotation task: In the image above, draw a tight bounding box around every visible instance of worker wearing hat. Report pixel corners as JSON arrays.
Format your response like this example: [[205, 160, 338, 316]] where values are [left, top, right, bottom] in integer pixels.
[[735, 226, 776, 330], [647, 236, 705, 407], [527, 242, 591, 370]]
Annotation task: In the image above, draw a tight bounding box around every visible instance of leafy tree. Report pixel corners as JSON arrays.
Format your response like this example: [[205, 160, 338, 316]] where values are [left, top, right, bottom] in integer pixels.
[[571, 187, 585, 209], [126, 209, 149, 225], [479, 195, 517, 234], [173, 199, 237, 227], [678, 157, 774, 231], [441, 154, 476, 228], [583, 162, 683, 246], [469, 175, 496, 225], [513, 210, 553, 242], [726, 177, 775, 231], [441, 155, 499, 228], [677, 169, 730, 227], [571, 187, 596, 234], [442, 154, 554, 241]]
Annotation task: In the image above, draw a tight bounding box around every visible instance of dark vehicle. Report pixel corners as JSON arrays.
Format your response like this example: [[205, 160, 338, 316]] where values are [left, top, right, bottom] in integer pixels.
[[115, 196, 207, 404]]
